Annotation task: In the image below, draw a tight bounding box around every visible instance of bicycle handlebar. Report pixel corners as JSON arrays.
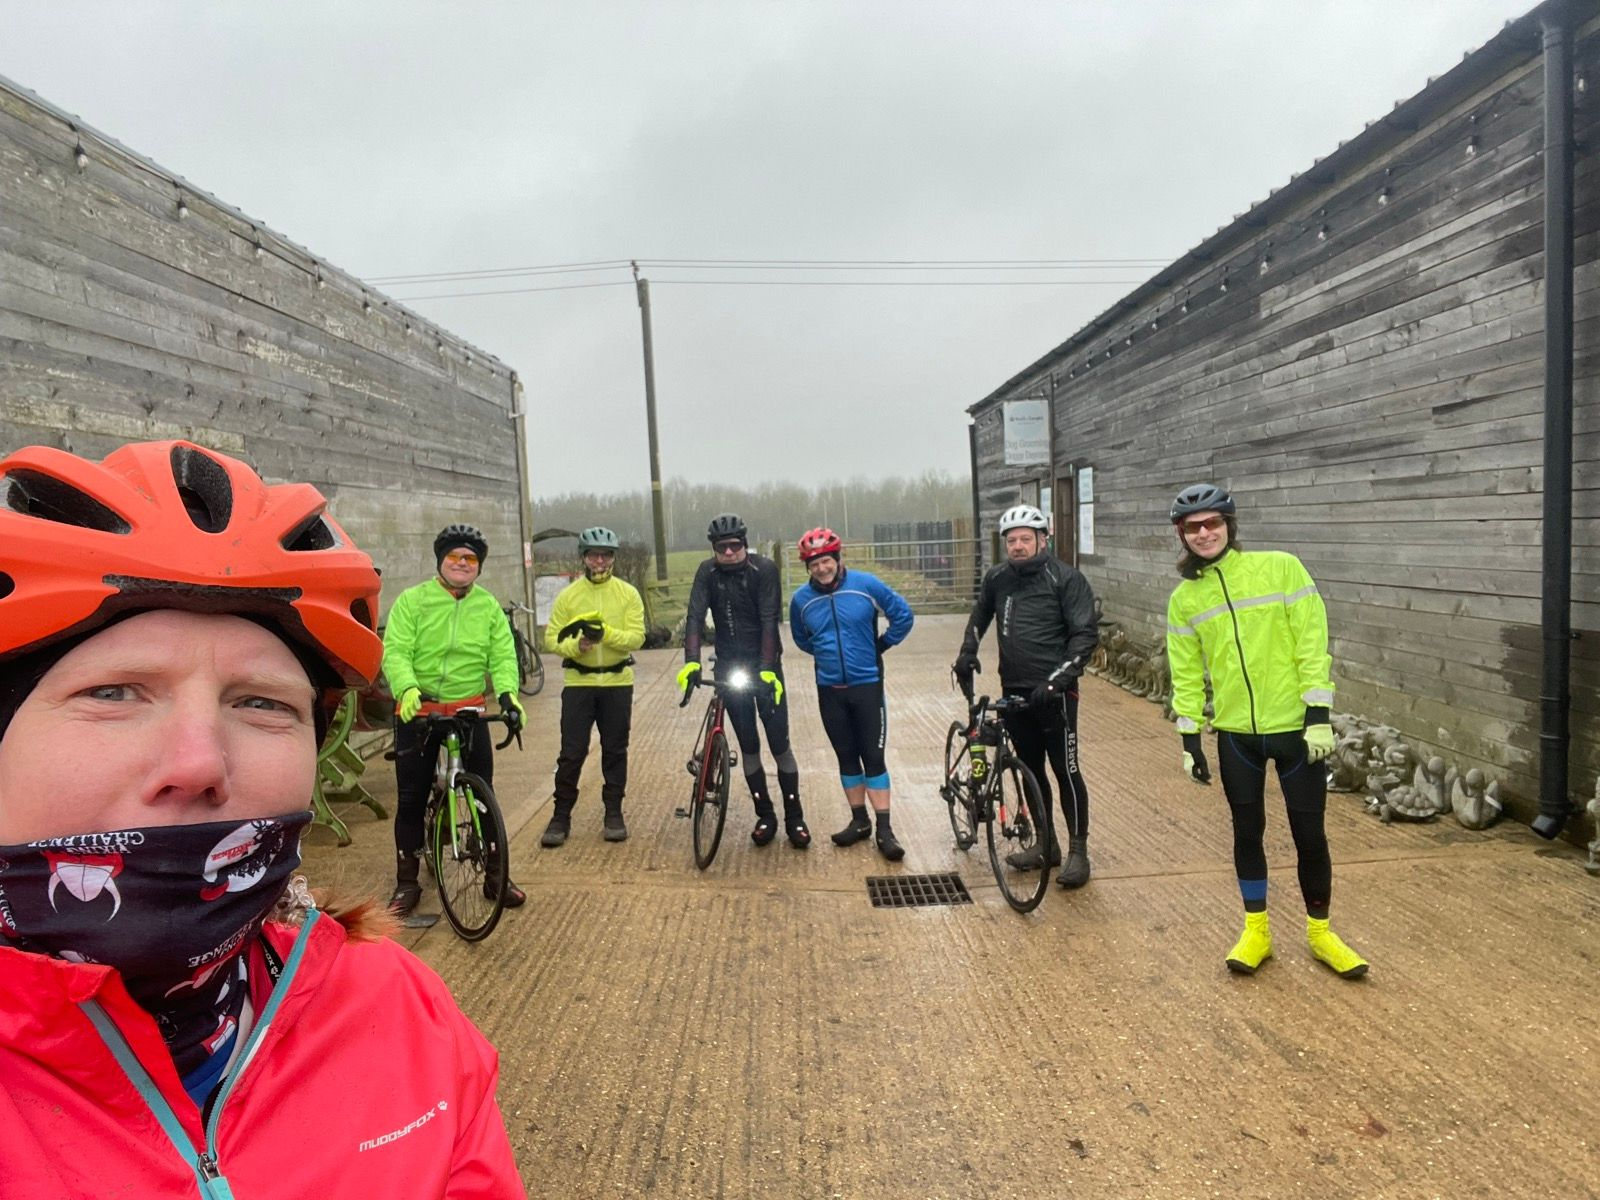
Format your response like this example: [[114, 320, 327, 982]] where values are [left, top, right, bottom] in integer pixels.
[[677, 666, 762, 708], [385, 708, 523, 757]]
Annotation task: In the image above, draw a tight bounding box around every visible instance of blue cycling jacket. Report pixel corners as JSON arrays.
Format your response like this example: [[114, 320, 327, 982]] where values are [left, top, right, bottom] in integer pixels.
[[789, 567, 915, 687]]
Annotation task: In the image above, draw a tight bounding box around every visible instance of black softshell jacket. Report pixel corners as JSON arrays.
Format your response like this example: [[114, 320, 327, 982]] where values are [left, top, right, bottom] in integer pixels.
[[959, 557, 1099, 689], [684, 553, 782, 668]]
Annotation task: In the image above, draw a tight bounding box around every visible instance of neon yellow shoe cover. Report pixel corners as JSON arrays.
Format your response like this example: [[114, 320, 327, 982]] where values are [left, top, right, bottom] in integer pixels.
[[1307, 917, 1369, 978], [1225, 911, 1272, 974]]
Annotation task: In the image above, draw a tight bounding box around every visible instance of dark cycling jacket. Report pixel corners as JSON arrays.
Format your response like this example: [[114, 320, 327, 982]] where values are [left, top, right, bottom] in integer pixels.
[[684, 553, 782, 669], [959, 556, 1099, 690], [790, 568, 914, 687]]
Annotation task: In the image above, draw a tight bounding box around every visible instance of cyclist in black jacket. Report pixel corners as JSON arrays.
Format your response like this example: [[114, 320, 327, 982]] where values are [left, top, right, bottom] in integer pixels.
[[954, 505, 1099, 888], [677, 514, 809, 848]]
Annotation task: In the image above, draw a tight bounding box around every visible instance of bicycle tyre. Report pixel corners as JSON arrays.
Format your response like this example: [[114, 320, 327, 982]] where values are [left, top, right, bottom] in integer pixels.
[[986, 758, 1050, 913], [942, 721, 978, 851], [516, 630, 546, 697], [691, 730, 731, 870], [433, 771, 509, 941]]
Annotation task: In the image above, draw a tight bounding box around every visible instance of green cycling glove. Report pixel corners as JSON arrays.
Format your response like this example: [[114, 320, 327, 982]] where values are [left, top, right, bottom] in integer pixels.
[[676, 661, 702, 696], [1304, 724, 1336, 763], [759, 670, 783, 706]]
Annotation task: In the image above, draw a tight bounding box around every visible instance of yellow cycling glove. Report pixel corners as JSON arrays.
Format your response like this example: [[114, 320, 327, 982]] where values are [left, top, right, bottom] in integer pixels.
[[759, 670, 783, 706], [1304, 724, 1336, 763], [676, 662, 702, 696], [397, 686, 422, 722]]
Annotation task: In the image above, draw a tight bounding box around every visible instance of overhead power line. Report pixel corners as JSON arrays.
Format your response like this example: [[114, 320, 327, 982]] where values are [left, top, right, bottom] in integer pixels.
[[393, 277, 1153, 301]]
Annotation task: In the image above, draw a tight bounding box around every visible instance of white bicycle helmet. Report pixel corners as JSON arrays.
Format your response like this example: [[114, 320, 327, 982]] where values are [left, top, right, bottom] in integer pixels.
[[998, 504, 1049, 534]]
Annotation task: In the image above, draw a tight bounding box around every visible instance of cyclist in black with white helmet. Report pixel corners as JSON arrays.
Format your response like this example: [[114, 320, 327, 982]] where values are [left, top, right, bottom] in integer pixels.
[[678, 514, 809, 847], [954, 504, 1099, 888]]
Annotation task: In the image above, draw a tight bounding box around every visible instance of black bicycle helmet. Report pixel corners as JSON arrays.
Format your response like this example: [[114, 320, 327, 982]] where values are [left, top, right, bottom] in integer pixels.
[[706, 513, 747, 543], [1170, 484, 1236, 523], [434, 523, 488, 565]]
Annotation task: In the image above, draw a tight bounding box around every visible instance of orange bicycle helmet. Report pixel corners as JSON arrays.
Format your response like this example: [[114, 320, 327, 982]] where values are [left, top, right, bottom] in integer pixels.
[[0, 440, 382, 691], [797, 527, 842, 562]]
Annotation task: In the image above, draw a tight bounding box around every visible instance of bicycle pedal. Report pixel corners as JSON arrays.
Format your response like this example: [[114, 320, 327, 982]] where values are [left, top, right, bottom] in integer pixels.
[[674, 806, 690, 818], [685, 758, 700, 776]]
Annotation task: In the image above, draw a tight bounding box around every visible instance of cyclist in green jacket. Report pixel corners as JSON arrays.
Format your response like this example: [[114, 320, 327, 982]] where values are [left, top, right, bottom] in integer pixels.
[[1165, 485, 1367, 980], [540, 527, 647, 847], [384, 524, 526, 917]]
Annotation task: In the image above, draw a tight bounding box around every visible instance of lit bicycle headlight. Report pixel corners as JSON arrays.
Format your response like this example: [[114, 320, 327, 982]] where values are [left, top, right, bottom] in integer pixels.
[[726, 669, 751, 689]]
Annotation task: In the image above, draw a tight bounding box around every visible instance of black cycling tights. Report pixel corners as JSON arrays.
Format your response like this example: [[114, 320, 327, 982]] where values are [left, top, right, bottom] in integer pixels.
[[817, 682, 888, 783], [1001, 689, 1089, 839], [1217, 730, 1332, 919]]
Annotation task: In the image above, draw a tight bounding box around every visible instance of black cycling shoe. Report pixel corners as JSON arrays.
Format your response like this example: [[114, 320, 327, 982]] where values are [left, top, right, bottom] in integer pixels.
[[387, 880, 422, 917], [875, 830, 906, 862], [786, 818, 812, 849], [751, 818, 778, 846], [540, 818, 570, 848], [831, 813, 873, 847], [486, 878, 527, 907]]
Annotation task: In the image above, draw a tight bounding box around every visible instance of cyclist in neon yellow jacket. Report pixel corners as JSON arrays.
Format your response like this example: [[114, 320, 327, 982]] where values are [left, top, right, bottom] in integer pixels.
[[1165, 484, 1367, 980], [540, 527, 647, 847], [383, 524, 526, 917]]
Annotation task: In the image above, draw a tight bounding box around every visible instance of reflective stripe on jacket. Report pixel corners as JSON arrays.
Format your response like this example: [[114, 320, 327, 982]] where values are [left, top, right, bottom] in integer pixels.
[[789, 568, 914, 687], [0, 914, 525, 1198], [1165, 547, 1334, 735], [382, 578, 519, 703], [543, 574, 647, 687]]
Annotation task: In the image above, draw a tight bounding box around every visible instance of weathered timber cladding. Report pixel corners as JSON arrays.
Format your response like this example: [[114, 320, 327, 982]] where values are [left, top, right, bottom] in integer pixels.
[[968, 10, 1600, 822], [0, 78, 527, 615]]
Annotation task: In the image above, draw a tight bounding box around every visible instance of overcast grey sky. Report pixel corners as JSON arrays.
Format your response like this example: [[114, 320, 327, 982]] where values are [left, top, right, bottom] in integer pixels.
[[1, 1, 1536, 497]]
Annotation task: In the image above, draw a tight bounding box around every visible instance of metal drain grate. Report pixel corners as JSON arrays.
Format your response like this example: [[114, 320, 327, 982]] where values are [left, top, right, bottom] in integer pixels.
[[866, 873, 973, 909]]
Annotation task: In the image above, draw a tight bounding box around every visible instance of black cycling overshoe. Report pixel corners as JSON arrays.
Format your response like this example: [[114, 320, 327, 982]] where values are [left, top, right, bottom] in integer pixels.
[[785, 817, 812, 849], [751, 818, 778, 846], [387, 880, 422, 917], [875, 830, 906, 862]]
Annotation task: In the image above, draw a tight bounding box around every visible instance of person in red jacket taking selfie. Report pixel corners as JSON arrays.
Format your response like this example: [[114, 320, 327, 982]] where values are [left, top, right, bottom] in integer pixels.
[[0, 440, 526, 1198]]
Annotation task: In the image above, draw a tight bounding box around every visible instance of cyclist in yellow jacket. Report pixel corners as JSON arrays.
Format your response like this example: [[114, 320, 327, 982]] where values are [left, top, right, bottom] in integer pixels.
[[541, 527, 647, 847], [1165, 484, 1367, 979], [383, 524, 526, 917]]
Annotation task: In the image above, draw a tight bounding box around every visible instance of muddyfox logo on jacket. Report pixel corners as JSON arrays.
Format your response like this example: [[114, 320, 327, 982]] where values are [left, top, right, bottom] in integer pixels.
[[0, 812, 312, 1077]]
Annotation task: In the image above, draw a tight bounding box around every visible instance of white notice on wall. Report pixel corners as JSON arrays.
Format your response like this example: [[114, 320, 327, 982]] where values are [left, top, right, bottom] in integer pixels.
[[1003, 399, 1049, 465], [1078, 503, 1095, 555], [1077, 466, 1094, 504], [534, 573, 576, 626]]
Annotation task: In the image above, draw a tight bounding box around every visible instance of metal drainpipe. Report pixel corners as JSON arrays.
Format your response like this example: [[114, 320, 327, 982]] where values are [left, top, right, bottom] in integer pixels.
[[968, 420, 983, 580], [1532, 3, 1576, 840]]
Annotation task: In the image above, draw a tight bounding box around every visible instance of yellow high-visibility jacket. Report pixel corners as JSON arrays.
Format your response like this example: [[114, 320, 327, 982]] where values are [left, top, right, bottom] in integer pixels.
[[382, 578, 518, 703], [1165, 547, 1334, 736], [544, 574, 646, 688]]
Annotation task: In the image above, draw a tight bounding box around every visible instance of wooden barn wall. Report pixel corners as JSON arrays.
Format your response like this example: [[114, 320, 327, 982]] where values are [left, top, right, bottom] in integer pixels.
[[971, 19, 1600, 821], [0, 83, 525, 616]]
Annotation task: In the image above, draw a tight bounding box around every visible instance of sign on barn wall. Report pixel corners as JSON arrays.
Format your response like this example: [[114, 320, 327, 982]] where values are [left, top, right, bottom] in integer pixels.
[[1003, 399, 1049, 465]]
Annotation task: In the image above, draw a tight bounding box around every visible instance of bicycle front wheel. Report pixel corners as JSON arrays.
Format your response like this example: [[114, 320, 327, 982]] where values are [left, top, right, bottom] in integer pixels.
[[943, 721, 978, 851], [433, 771, 510, 941], [691, 730, 731, 869], [986, 758, 1050, 913]]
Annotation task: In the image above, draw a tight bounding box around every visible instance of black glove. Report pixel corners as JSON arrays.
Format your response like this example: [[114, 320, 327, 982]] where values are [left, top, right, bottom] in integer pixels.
[[875, 635, 892, 655], [557, 618, 605, 642], [953, 652, 980, 677], [1029, 680, 1059, 710], [498, 692, 524, 734], [1181, 732, 1211, 784]]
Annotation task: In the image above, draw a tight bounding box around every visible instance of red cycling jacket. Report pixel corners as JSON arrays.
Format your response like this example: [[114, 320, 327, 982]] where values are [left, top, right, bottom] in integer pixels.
[[0, 911, 526, 1198]]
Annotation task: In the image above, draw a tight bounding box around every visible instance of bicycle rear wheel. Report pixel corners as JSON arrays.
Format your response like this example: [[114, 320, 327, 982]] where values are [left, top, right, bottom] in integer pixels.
[[986, 758, 1050, 913], [942, 721, 978, 851], [691, 730, 731, 869], [516, 631, 546, 697], [433, 771, 509, 940]]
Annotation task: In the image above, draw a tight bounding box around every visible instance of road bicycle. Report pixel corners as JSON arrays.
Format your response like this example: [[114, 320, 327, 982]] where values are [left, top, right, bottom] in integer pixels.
[[395, 709, 519, 940], [675, 665, 756, 870], [941, 686, 1052, 913], [503, 600, 545, 697]]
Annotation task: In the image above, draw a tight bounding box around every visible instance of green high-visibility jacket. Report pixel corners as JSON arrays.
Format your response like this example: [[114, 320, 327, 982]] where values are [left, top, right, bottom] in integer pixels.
[[382, 578, 519, 703], [1165, 547, 1334, 736], [544, 574, 647, 687]]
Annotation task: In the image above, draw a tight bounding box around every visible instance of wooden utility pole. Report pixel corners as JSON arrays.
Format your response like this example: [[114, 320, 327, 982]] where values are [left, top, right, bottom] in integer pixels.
[[633, 261, 670, 581]]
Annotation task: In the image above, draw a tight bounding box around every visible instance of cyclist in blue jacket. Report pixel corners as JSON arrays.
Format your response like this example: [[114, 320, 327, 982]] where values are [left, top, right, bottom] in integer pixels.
[[789, 527, 914, 861]]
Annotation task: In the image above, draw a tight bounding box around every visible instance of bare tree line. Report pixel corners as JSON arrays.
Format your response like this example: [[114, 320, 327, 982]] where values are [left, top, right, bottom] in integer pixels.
[[532, 470, 969, 551]]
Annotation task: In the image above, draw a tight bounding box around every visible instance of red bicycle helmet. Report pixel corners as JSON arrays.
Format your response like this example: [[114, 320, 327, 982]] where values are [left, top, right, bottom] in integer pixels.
[[0, 440, 382, 690], [797, 527, 842, 562]]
